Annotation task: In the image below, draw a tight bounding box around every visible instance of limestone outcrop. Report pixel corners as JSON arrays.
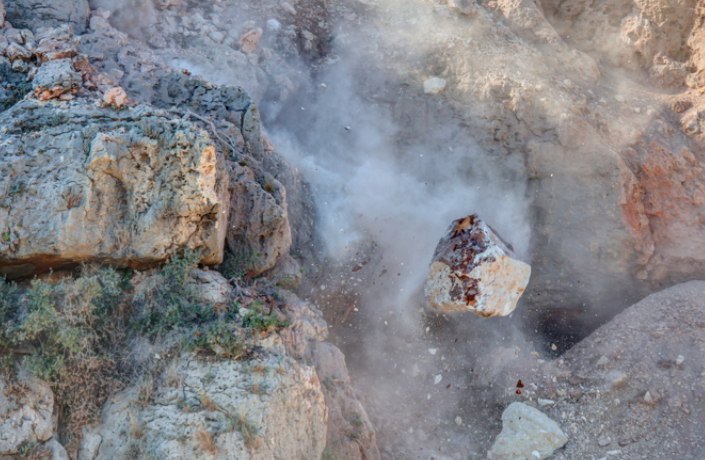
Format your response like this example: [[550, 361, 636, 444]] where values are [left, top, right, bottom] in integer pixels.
[[0, 100, 230, 278], [425, 215, 531, 317], [83, 353, 327, 460]]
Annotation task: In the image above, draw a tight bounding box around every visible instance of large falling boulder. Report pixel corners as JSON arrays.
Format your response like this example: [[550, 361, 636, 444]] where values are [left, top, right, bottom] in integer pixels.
[[0, 100, 230, 279], [425, 215, 531, 317]]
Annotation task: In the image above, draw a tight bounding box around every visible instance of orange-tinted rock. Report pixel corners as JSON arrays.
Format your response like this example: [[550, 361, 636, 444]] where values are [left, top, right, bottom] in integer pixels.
[[425, 215, 531, 317]]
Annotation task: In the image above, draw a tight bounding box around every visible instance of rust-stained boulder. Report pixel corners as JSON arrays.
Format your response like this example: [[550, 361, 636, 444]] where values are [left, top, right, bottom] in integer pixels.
[[424, 215, 531, 317]]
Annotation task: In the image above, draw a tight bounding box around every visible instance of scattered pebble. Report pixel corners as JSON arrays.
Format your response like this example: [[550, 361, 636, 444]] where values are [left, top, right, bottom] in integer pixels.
[[434, 375, 443, 384], [538, 399, 554, 406], [455, 416, 462, 425], [597, 434, 612, 447], [429, 348, 438, 355], [615, 95, 626, 102], [676, 355, 685, 365], [423, 77, 447, 95]]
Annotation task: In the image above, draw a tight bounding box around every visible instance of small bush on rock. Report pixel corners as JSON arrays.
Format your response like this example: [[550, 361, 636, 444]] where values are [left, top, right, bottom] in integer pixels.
[[134, 251, 211, 337], [2, 268, 127, 448], [241, 301, 289, 332]]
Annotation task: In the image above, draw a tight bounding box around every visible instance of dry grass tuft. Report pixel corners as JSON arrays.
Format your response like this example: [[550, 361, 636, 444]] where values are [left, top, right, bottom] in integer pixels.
[[194, 425, 218, 455], [128, 410, 144, 440], [226, 412, 262, 450], [198, 391, 218, 412], [250, 363, 267, 375]]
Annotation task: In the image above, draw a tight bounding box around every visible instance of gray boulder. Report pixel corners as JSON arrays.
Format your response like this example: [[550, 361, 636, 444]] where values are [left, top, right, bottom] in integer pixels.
[[84, 353, 327, 460]]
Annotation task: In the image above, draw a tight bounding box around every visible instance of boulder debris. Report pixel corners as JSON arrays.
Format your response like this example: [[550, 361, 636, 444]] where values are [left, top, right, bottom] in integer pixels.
[[487, 402, 568, 460], [424, 215, 530, 317]]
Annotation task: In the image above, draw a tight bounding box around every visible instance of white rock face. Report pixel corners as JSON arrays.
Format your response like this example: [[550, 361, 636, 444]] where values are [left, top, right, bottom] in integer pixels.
[[425, 215, 531, 317], [88, 353, 327, 460], [423, 77, 447, 94], [487, 403, 568, 460], [0, 371, 55, 455]]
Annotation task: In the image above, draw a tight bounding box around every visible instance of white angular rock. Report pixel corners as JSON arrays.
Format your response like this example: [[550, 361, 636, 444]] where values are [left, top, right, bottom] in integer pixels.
[[424, 215, 531, 317], [487, 403, 567, 460], [423, 77, 447, 95]]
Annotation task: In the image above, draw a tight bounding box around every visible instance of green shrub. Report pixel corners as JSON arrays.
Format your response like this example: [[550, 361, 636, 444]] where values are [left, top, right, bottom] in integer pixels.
[[241, 302, 289, 332], [3, 268, 126, 446], [183, 318, 246, 359], [218, 246, 259, 280], [133, 251, 211, 337]]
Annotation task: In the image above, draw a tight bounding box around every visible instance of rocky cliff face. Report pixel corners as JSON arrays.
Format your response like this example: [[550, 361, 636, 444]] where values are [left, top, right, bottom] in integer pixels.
[[0, 2, 377, 459]]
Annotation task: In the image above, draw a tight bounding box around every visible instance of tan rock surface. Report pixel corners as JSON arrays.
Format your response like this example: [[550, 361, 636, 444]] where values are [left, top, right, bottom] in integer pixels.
[[0, 100, 230, 278]]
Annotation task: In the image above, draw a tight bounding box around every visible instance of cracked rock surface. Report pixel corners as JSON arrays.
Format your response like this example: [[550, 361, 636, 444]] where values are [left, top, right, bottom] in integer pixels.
[[0, 100, 230, 278]]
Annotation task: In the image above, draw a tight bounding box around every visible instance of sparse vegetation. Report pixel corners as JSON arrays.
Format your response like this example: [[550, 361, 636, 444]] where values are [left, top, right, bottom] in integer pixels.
[[133, 251, 208, 337], [0, 251, 293, 453], [226, 412, 261, 450], [322, 447, 340, 460], [241, 301, 289, 332], [198, 391, 218, 412], [0, 82, 31, 111], [16, 440, 38, 458], [0, 268, 127, 445], [183, 317, 247, 359], [219, 247, 259, 280], [194, 425, 218, 455]]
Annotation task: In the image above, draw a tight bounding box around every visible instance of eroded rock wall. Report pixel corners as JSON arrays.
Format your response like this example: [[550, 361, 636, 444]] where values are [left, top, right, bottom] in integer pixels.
[[0, 101, 229, 278]]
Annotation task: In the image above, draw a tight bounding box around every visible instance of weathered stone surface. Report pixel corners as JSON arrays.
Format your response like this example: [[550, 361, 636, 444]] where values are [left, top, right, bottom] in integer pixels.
[[32, 58, 80, 100], [311, 342, 380, 460], [0, 100, 230, 278], [239, 28, 262, 54], [425, 215, 531, 317], [0, 370, 55, 455], [187, 268, 233, 307], [487, 402, 567, 460], [4, 0, 90, 34], [227, 163, 292, 276], [87, 352, 327, 460]]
